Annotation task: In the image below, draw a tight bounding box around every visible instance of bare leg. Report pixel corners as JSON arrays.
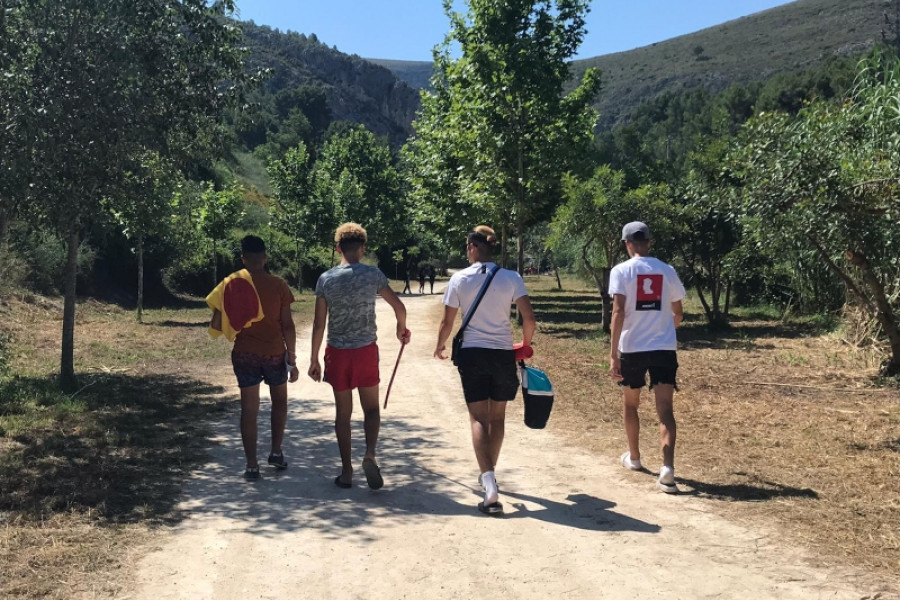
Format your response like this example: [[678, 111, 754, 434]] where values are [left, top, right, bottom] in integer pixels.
[[488, 400, 507, 470], [240, 384, 261, 468], [623, 387, 642, 462], [467, 400, 494, 473], [333, 389, 354, 483], [269, 382, 288, 455], [654, 384, 677, 468], [357, 385, 381, 460]]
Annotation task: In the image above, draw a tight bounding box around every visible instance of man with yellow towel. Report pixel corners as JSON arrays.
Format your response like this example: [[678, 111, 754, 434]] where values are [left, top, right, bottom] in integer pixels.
[[207, 235, 299, 480]]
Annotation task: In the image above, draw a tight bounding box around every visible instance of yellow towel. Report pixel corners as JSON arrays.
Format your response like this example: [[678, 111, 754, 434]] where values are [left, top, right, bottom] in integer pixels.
[[205, 269, 264, 341]]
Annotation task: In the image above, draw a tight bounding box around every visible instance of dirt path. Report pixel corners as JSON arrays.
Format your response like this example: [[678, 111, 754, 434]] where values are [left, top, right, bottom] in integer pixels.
[[129, 290, 887, 600]]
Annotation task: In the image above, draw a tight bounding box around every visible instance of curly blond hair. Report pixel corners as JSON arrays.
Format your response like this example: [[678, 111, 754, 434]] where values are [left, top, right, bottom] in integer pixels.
[[334, 222, 367, 245]]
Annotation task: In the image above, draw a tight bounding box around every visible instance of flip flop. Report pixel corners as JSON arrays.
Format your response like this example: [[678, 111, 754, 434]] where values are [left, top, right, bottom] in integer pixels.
[[362, 457, 384, 490], [333, 475, 352, 489], [477, 501, 504, 516]]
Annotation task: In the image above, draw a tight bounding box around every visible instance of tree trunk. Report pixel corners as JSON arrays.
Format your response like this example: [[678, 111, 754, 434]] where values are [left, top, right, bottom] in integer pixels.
[[501, 223, 509, 268], [581, 239, 610, 333], [695, 285, 713, 324], [847, 250, 900, 377], [517, 213, 524, 277], [136, 233, 144, 323], [516, 147, 525, 276], [724, 280, 732, 319], [0, 208, 9, 245], [212, 238, 217, 286], [61, 228, 79, 390], [548, 251, 562, 290], [295, 242, 303, 292]]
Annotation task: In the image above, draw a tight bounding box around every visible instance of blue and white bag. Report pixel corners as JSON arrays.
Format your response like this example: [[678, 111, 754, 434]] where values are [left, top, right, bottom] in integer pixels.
[[519, 363, 554, 429]]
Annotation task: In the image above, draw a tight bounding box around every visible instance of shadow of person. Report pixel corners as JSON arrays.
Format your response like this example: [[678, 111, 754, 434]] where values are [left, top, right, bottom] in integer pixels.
[[674, 476, 818, 502], [498, 489, 661, 533]]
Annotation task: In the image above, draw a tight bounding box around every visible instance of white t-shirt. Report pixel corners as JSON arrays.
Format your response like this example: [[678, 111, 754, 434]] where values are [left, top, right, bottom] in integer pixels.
[[608, 256, 685, 353], [443, 262, 528, 350]]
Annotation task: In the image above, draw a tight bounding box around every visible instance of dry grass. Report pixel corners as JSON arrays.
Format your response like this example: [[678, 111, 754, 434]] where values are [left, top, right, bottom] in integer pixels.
[[0, 289, 317, 599], [523, 274, 900, 585]]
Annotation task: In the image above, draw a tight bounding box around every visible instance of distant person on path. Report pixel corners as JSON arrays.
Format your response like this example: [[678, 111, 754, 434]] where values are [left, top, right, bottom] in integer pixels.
[[418, 266, 426, 294], [309, 223, 409, 490], [434, 225, 535, 515], [402, 267, 412, 295], [428, 265, 437, 294], [207, 235, 299, 481], [609, 221, 685, 493]]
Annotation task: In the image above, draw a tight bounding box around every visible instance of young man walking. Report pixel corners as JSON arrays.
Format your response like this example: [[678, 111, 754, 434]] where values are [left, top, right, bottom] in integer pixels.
[[208, 235, 299, 480], [309, 223, 409, 489], [434, 225, 535, 515], [609, 222, 685, 493]]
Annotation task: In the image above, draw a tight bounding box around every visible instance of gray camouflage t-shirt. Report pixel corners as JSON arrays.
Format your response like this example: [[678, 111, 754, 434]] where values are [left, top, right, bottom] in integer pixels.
[[315, 263, 390, 349]]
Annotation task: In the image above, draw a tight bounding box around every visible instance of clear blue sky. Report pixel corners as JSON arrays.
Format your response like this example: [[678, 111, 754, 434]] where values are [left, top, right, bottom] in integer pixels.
[[234, 0, 796, 61]]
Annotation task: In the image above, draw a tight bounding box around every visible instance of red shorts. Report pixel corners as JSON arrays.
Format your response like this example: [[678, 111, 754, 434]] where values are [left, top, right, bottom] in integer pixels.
[[324, 343, 380, 392]]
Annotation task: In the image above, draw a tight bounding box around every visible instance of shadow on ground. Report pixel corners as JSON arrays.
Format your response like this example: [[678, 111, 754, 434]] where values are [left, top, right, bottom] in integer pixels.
[[0, 373, 229, 524], [169, 398, 660, 541], [678, 476, 819, 502]]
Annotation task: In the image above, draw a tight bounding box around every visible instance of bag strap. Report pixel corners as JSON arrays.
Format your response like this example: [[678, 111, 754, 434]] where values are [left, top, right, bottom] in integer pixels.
[[456, 264, 500, 341]]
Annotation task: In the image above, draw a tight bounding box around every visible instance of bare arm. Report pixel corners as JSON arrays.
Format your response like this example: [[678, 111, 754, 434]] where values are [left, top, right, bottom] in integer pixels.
[[210, 309, 222, 332], [609, 294, 626, 381], [280, 304, 299, 383], [380, 285, 410, 343], [308, 297, 328, 382], [672, 300, 684, 328], [514, 295, 536, 347], [434, 305, 458, 359]]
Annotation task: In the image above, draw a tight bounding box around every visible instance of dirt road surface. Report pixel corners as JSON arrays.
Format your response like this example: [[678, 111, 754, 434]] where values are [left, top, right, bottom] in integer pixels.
[[130, 290, 890, 600]]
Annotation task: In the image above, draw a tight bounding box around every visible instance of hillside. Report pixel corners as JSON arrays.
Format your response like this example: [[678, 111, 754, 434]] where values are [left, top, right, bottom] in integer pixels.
[[574, 0, 889, 129], [368, 0, 892, 130], [241, 22, 421, 147]]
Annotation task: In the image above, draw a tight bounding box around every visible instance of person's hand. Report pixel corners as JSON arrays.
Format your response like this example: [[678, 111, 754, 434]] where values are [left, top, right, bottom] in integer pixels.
[[397, 326, 411, 344], [434, 343, 448, 360], [609, 356, 623, 382], [308, 359, 322, 382], [289, 365, 299, 383]]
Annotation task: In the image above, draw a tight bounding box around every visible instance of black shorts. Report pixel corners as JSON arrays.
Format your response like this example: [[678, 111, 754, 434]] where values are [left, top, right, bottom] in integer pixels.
[[456, 348, 519, 403], [618, 350, 679, 390]]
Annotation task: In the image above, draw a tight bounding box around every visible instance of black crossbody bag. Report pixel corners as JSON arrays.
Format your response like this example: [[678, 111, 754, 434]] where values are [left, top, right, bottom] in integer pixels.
[[451, 264, 500, 366]]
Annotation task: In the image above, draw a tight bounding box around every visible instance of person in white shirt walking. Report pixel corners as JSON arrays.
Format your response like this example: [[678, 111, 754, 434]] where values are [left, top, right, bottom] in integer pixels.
[[434, 225, 536, 515], [609, 221, 685, 493]]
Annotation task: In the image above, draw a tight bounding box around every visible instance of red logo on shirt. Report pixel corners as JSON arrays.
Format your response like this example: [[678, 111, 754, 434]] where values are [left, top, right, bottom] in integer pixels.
[[636, 274, 663, 311]]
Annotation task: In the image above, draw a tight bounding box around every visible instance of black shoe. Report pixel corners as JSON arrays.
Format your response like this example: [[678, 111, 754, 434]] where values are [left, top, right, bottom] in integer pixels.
[[244, 466, 261, 480], [267, 452, 288, 470]]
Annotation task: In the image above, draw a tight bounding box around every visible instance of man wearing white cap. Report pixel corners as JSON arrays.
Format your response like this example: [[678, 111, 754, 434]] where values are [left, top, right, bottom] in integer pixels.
[[608, 221, 685, 493]]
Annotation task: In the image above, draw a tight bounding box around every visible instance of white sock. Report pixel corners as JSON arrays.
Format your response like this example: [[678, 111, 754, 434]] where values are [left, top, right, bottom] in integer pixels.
[[482, 470, 499, 505], [659, 466, 675, 485]]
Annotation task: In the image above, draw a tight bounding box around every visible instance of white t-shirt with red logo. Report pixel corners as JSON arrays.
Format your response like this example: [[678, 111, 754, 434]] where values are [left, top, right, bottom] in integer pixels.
[[608, 256, 685, 353]]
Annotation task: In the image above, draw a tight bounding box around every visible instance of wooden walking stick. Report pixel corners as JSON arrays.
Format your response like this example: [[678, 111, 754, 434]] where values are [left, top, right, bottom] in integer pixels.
[[384, 330, 410, 409]]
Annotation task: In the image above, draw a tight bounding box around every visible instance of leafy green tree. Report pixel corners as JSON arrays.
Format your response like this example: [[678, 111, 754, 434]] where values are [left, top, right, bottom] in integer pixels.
[[106, 151, 181, 322], [199, 183, 246, 286], [551, 167, 673, 331], [9, 0, 251, 387], [740, 52, 900, 376], [408, 0, 601, 271], [314, 125, 408, 252], [0, 1, 36, 244], [673, 137, 745, 326], [268, 142, 339, 288]]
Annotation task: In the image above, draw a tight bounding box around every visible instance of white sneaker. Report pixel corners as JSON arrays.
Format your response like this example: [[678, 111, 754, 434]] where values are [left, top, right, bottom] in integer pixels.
[[621, 452, 642, 471], [658, 466, 678, 494], [481, 471, 499, 505]]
